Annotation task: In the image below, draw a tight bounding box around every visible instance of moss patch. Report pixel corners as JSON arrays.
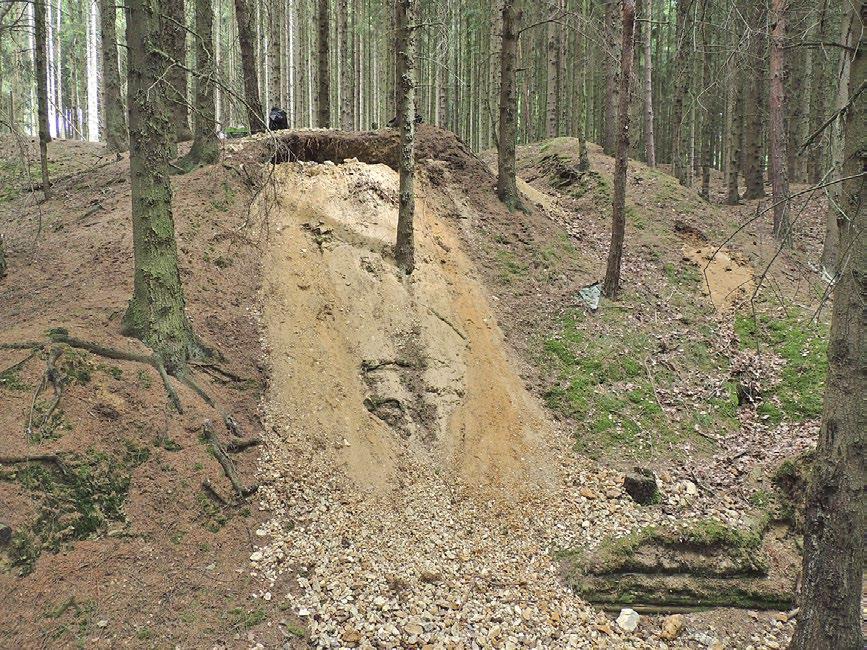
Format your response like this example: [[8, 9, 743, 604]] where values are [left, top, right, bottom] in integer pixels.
[[2, 448, 147, 575], [540, 307, 733, 458], [735, 312, 828, 422]]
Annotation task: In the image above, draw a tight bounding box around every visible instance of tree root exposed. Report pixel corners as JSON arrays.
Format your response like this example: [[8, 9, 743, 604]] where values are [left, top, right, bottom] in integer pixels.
[[0, 454, 68, 474], [26, 347, 67, 441], [203, 420, 258, 498], [3, 332, 262, 500], [226, 437, 261, 452]]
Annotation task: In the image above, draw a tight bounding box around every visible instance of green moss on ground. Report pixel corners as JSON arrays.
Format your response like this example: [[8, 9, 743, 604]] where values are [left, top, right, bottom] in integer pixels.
[[735, 311, 828, 422], [2, 447, 149, 575], [540, 306, 736, 457]]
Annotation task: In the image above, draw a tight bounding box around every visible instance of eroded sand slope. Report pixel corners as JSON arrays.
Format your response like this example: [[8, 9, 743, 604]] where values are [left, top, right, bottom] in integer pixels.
[[260, 161, 556, 496]]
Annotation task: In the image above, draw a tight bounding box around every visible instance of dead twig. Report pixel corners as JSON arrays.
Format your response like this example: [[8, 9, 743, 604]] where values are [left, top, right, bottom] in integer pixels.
[[643, 357, 665, 411]]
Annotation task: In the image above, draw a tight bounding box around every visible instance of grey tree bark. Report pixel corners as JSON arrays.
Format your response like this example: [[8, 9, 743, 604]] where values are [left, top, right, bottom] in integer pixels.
[[179, 0, 219, 170], [394, 0, 416, 273], [317, 0, 331, 127], [642, 0, 655, 167], [820, 6, 859, 276], [124, 0, 200, 371], [165, 0, 192, 142], [768, 0, 791, 245], [99, 0, 128, 153], [234, 0, 266, 133], [602, 0, 636, 299], [496, 0, 523, 212], [34, 0, 51, 197], [790, 5, 864, 647]]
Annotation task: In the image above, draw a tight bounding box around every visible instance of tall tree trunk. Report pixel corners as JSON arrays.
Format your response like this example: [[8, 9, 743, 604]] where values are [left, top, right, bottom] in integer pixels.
[[724, 16, 742, 205], [99, 0, 127, 153], [267, 0, 281, 109], [165, 0, 192, 142], [338, 0, 352, 129], [545, 12, 558, 138], [234, 0, 266, 132], [791, 5, 864, 647], [179, 0, 219, 169], [642, 0, 655, 167], [394, 0, 416, 273], [698, 0, 711, 201], [496, 0, 523, 211], [820, 6, 859, 276], [768, 0, 791, 245], [742, 0, 766, 200], [34, 0, 51, 197], [317, 0, 331, 127], [602, 0, 635, 298], [124, 0, 199, 372], [602, 0, 620, 155], [671, 0, 692, 186], [806, 0, 830, 184], [86, 0, 100, 142]]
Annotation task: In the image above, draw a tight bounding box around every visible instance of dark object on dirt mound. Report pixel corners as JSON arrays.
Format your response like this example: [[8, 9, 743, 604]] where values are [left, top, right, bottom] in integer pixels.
[[269, 107, 289, 131], [624, 467, 659, 505], [387, 113, 423, 127], [539, 153, 583, 189], [0, 523, 11, 545], [0, 234, 6, 278]]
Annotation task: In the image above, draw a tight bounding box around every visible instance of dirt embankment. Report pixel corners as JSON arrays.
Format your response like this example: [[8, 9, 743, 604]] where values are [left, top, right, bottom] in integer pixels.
[[0, 135, 301, 648], [259, 159, 557, 496]]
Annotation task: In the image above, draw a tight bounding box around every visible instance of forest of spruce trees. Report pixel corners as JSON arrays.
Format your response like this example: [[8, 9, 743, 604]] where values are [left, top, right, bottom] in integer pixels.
[[0, 0, 863, 647]]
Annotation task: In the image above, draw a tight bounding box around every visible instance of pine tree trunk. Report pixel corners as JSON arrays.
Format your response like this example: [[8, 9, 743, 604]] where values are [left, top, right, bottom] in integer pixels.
[[267, 0, 281, 110], [602, 0, 620, 155], [34, 0, 51, 197], [99, 0, 127, 153], [806, 1, 829, 184], [496, 0, 523, 211], [742, 0, 766, 200], [179, 0, 219, 169], [165, 0, 192, 142], [768, 0, 791, 245], [124, 0, 199, 372], [545, 15, 558, 139], [603, 0, 635, 299], [791, 6, 864, 646], [394, 0, 416, 274], [820, 6, 858, 276], [698, 0, 711, 201], [317, 0, 331, 127], [642, 0, 655, 167], [724, 22, 742, 205], [338, 0, 352, 129], [86, 0, 100, 142], [234, 0, 266, 132], [671, 0, 691, 186]]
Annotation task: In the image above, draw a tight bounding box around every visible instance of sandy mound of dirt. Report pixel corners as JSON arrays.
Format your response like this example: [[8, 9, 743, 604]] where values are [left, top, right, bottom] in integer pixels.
[[250, 159, 673, 648], [260, 160, 555, 496], [682, 245, 756, 311]]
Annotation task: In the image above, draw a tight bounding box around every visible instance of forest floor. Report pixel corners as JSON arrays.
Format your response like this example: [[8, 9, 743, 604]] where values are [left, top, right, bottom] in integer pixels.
[[0, 127, 833, 648]]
